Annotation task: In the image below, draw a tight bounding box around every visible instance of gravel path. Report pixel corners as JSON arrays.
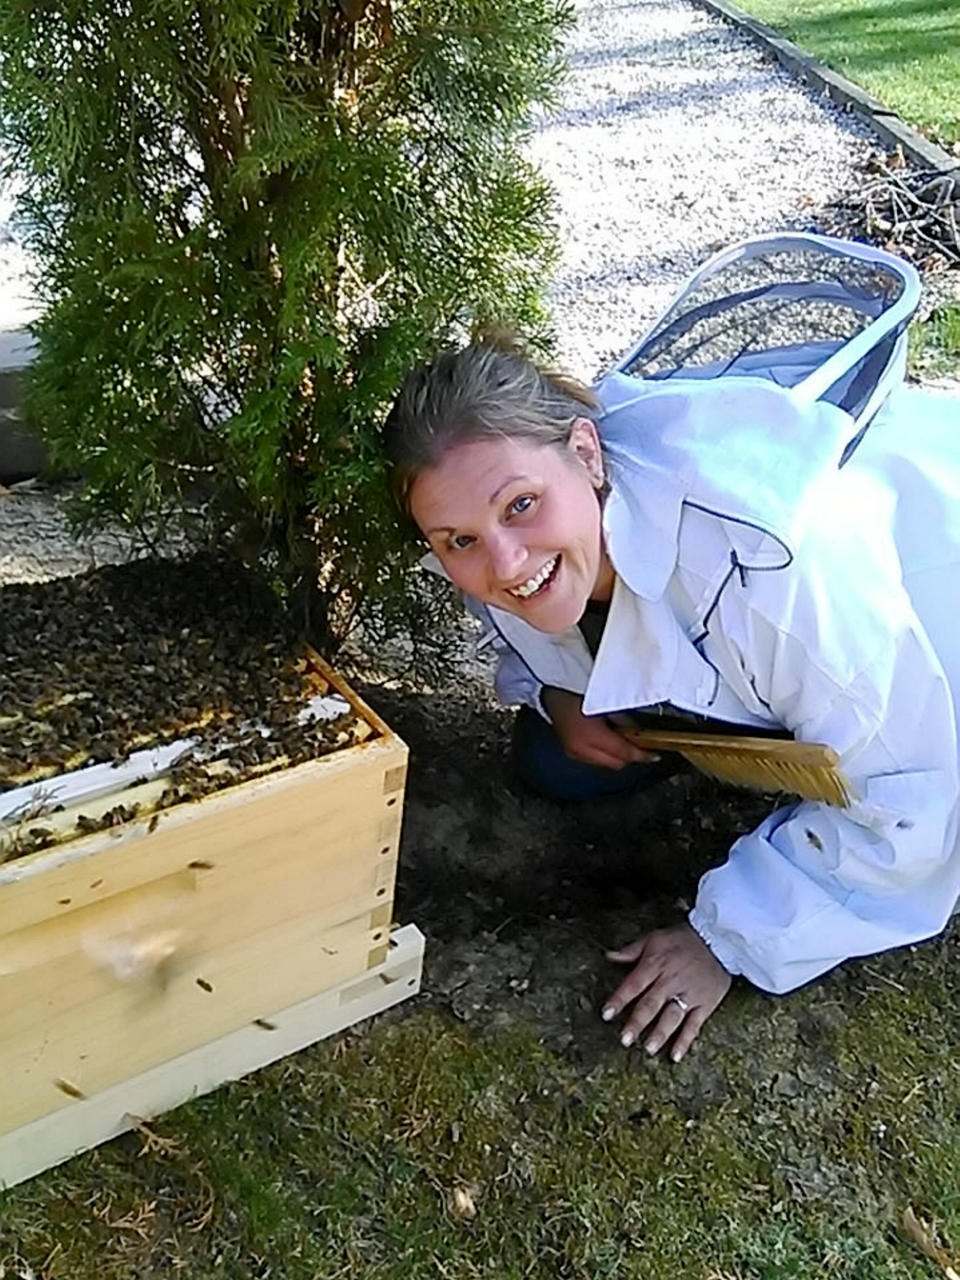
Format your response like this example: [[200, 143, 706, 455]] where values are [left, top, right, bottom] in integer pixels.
[[0, 0, 877, 352], [531, 0, 874, 378], [0, 484, 162, 586], [0, 0, 954, 584]]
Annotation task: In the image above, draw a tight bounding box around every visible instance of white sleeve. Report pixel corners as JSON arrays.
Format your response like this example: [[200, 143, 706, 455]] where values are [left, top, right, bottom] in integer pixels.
[[688, 519, 960, 994], [462, 596, 548, 717]]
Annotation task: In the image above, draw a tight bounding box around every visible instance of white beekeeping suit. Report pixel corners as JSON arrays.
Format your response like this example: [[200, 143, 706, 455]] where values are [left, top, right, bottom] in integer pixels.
[[463, 370, 960, 993]]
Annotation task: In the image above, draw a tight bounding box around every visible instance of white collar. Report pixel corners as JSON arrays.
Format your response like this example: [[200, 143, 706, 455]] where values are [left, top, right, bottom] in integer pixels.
[[594, 372, 855, 585], [601, 458, 685, 602]]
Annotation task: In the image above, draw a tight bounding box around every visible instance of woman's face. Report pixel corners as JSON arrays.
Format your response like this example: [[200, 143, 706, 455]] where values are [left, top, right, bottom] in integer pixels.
[[408, 419, 614, 633]]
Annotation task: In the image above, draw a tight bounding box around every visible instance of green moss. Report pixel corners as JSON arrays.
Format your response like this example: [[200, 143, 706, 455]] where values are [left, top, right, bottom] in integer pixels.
[[3, 940, 960, 1280]]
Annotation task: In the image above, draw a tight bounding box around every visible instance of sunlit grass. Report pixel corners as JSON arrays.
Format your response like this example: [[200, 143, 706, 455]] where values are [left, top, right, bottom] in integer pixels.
[[735, 0, 960, 147], [910, 304, 960, 378]]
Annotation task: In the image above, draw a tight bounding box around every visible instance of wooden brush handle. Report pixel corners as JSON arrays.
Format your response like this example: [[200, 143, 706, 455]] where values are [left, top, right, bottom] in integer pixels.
[[619, 727, 840, 767]]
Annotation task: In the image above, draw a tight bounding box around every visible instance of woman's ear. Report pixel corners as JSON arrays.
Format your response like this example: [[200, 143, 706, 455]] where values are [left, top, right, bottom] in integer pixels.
[[567, 417, 605, 489]]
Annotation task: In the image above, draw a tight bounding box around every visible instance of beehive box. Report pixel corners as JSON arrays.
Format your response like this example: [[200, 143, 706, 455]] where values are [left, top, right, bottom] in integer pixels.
[[0, 569, 423, 1189]]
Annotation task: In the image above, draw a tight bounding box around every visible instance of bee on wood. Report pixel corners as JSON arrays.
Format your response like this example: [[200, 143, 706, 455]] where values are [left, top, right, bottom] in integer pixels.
[[55, 1078, 86, 1099]]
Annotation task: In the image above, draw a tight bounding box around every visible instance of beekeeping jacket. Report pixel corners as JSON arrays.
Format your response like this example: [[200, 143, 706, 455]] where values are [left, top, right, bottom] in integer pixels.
[[465, 371, 960, 994]]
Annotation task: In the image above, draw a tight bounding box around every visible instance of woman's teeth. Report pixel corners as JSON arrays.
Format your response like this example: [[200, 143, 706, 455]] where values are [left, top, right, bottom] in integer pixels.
[[508, 555, 558, 599]]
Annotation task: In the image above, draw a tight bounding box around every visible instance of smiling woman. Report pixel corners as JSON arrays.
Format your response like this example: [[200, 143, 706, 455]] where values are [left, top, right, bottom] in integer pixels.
[[408, 427, 612, 633], [381, 307, 960, 1063]]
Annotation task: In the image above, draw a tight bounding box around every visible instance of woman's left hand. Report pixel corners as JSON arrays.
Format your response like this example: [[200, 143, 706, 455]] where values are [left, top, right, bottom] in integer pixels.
[[602, 922, 731, 1062]]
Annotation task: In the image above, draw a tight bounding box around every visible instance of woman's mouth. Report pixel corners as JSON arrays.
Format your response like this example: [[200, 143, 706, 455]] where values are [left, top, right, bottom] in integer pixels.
[[506, 555, 560, 600]]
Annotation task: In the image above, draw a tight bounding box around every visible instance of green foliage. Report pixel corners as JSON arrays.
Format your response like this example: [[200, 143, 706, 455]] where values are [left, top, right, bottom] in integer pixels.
[[0, 0, 572, 640], [910, 304, 960, 380]]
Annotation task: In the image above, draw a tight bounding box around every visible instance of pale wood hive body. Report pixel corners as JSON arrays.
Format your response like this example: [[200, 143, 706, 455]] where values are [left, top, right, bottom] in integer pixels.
[[0, 655, 422, 1188]]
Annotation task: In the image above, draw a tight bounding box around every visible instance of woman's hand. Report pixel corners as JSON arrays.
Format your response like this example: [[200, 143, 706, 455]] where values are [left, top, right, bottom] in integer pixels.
[[602, 923, 731, 1061], [540, 687, 659, 770]]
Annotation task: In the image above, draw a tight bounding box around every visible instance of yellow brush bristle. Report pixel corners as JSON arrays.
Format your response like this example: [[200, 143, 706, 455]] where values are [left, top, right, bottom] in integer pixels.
[[679, 747, 850, 807], [620, 725, 852, 807]]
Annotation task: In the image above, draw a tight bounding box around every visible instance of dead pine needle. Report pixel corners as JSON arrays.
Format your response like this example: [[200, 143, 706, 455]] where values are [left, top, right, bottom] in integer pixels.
[[127, 1114, 184, 1159], [901, 1205, 960, 1278], [862, 965, 908, 994], [185, 1165, 217, 1234], [124, 1115, 215, 1233], [446, 1184, 478, 1221]]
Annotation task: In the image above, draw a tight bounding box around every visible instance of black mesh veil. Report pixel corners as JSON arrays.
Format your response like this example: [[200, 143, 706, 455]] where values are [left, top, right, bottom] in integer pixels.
[[613, 235, 920, 455]]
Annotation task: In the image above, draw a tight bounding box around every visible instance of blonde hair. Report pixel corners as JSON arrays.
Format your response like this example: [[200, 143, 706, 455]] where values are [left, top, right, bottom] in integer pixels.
[[383, 337, 598, 513]]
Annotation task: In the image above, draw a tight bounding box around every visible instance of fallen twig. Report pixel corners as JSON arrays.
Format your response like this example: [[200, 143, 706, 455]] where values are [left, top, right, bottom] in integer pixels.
[[823, 155, 960, 272]]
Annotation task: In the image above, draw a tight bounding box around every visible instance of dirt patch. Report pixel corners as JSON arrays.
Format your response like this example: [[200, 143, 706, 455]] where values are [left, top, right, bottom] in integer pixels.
[[358, 675, 957, 1107], [366, 680, 767, 1048]]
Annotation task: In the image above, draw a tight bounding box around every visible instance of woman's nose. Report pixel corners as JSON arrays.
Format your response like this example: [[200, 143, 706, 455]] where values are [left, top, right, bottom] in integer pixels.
[[488, 531, 526, 582]]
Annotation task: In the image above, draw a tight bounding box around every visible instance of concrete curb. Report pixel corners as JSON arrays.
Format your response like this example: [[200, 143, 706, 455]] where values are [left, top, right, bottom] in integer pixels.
[[696, 0, 960, 176]]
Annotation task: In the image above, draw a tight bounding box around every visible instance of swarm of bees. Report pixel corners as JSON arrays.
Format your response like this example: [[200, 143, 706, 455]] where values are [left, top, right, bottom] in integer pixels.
[[0, 554, 370, 861]]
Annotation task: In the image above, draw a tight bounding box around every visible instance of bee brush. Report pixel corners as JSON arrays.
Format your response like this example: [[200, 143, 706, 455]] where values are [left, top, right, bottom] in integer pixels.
[[618, 726, 852, 808]]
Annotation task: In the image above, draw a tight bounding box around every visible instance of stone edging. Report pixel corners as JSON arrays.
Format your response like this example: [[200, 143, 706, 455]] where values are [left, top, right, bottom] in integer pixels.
[[695, 0, 960, 175]]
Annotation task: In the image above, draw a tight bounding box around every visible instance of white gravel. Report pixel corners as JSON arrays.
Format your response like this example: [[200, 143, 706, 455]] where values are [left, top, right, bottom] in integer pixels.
[[0, 181, 38, 333], [531, 0, 874, 379], [0, 484, 161, 585]]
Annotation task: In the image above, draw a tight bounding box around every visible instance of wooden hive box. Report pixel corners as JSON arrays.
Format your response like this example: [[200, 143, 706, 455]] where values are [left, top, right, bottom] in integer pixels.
[[0, 653, 423, 1189]]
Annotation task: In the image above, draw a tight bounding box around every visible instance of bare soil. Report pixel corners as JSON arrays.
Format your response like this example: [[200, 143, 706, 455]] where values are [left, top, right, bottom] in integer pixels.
[[356, 673, 959, 1190], [365, 678, 804, 1058]]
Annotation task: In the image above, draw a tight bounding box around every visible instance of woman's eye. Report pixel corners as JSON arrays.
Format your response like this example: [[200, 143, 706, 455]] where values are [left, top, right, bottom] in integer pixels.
[[509, 494, 535, 516], [450, 533, 475, 551]]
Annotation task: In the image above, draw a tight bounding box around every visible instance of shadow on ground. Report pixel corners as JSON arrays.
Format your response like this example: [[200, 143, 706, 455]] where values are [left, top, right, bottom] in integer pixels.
[[360, 678, 958, 1082]]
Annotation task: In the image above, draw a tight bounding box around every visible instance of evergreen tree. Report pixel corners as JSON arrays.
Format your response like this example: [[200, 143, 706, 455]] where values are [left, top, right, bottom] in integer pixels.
[[0, 0, 572, 642]]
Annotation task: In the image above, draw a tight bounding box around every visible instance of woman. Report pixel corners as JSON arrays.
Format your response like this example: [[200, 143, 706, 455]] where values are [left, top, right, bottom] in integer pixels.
[[382, 340, 960, 1062]]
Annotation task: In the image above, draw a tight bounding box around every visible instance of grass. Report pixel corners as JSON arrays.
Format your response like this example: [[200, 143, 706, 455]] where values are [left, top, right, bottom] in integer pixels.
[[910, 304, 960, 378], [732, 0, 960, 148], [2, 925, 960, 1279], [731, 0, 960, 378]]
